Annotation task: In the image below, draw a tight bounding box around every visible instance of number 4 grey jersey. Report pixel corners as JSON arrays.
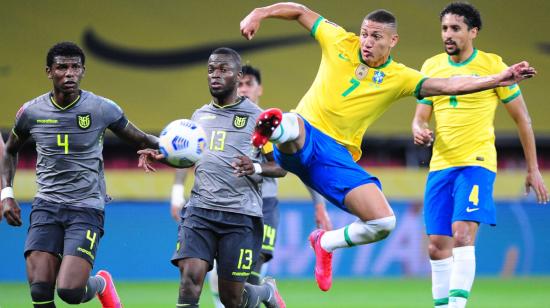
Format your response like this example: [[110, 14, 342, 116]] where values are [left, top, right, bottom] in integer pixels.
[[189, 98, 263, 217], [13, 90, 128, 210]]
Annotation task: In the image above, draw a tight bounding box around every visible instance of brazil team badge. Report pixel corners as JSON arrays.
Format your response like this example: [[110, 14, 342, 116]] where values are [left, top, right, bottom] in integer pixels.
[[233, 115, 248, 129], [77, 113, 91, 129]]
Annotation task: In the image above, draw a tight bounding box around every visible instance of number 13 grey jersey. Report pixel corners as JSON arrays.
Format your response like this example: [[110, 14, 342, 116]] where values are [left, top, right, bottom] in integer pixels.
[[189, 98, 263, 217], [13, 90, 128, 210]]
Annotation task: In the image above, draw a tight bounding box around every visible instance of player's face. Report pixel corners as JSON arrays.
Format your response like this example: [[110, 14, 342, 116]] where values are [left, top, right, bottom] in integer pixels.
[[441, 14, 477, 56], [46, 56, 85, 94], [207, 54, 241, 98], [359, 20, 398, 67], [238, 74, 263, 104]]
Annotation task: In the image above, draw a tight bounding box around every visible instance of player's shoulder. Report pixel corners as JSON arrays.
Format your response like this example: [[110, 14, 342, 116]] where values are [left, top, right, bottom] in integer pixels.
[[422, 53, 448, 68], [475, 49, 504, 63], [16, 92, 49, 117], [81, 90, 119, 107]]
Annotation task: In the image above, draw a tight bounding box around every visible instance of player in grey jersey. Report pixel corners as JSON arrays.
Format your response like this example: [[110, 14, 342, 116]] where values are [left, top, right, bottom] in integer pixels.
[[139, 48, 286, 308], [0, 42, 159, 308]]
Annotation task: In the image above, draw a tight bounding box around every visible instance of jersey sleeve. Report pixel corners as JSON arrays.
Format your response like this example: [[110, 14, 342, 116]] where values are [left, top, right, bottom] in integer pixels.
[[416, 60, 434, 105], [399, 66, 428, 100], [102, 99, 128, 130], [492, 57, 522, 104], [311, 16, 349, 50], [12, 103, 31, 140]]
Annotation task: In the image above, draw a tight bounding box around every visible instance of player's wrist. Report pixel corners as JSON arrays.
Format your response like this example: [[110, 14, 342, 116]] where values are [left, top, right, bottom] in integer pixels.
[[1, 187, 14, 201], [253, 163, 263, 174]]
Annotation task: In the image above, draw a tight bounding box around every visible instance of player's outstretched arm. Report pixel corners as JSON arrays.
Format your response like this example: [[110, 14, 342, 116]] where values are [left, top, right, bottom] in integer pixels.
[[504, 95, 549, 204], [240, 2, 320, 40], [111, 121, 159, 150], [0, 131, 26, 226], [419, 61, 537, 98], [232, 153, 287, 178], [412, 104, 434, 147]]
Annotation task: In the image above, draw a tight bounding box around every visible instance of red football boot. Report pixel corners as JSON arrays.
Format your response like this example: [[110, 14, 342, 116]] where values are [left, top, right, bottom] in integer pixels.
[[252, 108, 283, 148], [97, 270, 123, 308], [309, 229, 333, 292]]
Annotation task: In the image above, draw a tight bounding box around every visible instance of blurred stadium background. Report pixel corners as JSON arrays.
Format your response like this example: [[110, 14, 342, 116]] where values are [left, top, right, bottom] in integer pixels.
[[1, 0, 549, 307]]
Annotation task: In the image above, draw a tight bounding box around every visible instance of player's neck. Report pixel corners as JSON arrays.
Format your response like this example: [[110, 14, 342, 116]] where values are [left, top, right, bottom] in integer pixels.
[[212, 94, 242, 108], [51, 90, 81, 108], [450, 46, 475, 64]]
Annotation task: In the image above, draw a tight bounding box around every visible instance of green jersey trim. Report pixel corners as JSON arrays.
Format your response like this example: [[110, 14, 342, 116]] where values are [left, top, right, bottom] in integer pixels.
[[310, 16, 324, 38], [50, 94, 81, 111], [417, 98, 433, 106], [448, 48, 478, 67], [414, 77, 429, 99], [501, 90, 522, 104]]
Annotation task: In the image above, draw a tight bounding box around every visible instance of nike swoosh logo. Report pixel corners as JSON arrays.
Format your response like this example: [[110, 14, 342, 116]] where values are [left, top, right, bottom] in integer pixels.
[[466, 207, 479, 213], [83, 29, 311, 68], [338, 53, 350, 62]]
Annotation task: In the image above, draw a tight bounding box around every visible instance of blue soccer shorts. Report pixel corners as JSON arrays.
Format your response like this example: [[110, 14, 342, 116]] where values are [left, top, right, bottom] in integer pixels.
[[424, 166, 496, 236], [273, 115, 381, 212]]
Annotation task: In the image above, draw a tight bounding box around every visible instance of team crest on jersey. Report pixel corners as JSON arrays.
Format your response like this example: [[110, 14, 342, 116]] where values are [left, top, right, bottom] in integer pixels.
[[355, 64, 369, 80], [233, 115, 248, 129], [77, 113, 92, 129], [372, 71, 385, 84]]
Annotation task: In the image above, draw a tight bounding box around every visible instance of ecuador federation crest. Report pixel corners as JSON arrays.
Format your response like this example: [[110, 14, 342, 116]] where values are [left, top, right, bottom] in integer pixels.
[[77, 113, 91, 129], [233, 114, 248, 129]]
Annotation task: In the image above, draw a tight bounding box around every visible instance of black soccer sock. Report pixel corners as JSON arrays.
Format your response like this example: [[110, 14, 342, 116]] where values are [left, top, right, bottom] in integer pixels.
[[246, 257, 265, 285], [241, 282, 271, 308], [177, 296, 199, 308], [30, 282, 56, 308], [81, 275, 106, 302]]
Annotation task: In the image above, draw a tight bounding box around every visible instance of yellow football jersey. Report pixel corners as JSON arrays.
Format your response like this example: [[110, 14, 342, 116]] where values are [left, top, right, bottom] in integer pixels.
[[419, 49, 521, 172], [294, 17, 426, 161]]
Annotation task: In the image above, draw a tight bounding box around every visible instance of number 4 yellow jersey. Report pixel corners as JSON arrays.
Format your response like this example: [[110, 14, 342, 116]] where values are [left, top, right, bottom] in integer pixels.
[[419, 49, 521, 172], [294, 17, 426, 161]]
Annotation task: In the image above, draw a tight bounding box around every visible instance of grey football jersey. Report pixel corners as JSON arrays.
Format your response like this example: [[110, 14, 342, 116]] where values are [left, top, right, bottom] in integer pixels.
[[13, 90, 127, 210], [188, 98, 263, 217]]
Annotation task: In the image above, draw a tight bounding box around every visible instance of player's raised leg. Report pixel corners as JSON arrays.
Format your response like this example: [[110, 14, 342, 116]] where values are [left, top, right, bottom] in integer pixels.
[[252, 109, 305, 155]]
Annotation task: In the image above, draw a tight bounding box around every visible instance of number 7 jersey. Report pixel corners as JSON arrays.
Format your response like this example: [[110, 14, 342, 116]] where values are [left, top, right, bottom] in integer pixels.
[[12, 90, 128, 210], [419, 49, 522, 172]]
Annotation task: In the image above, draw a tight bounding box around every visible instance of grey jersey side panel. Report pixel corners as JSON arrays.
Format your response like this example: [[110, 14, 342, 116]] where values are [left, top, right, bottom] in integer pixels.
[[188, 99, 263, 217], [14, 90, 125, 210]]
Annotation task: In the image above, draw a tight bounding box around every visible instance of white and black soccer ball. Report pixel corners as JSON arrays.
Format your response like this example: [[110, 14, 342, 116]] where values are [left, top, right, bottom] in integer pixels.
[[159, 119, 206, 168]]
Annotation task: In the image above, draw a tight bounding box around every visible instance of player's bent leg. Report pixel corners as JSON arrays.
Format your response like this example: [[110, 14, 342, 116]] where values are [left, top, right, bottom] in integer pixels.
[[253, 110, 305, 154], [177, 258, 209, 308], [218, 278, 246, 308], [26, 251, 60, 308], [56, 255, 92, 304], [428, 235, 454, 308], [448, 221, 479, 308]]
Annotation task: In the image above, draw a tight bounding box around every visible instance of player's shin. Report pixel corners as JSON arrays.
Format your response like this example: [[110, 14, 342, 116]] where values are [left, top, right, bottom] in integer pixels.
[[320, 216, 396, 252], [430, 257, 453, 307], [449, 246, 476, 308], [30, 282, 56, 308], [270, 113, 300, 144]]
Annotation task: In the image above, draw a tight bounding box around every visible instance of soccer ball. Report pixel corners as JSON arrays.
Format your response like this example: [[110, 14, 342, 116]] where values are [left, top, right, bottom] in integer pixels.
[[159, 119, 206, 168]]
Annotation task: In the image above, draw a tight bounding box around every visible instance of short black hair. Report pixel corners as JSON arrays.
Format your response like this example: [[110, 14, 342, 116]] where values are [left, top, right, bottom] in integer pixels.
[[46, 42, 85, 67], [440, 2, 482, 31], [242, 65, 261, 85], [365, 9, 397, 29], [211, 47, 241, 70]]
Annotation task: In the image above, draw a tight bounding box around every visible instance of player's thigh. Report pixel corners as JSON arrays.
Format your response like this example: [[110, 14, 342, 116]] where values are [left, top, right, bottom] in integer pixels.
[[260, 197, 280, 262], [216, 218, 263, 282], [344, 183, 393, 221], [452, 167, 496, 227], [25, 251, 61, 284], [170, 217, 217, 269], [62, 207, 105, 267], [57, 255, 92, 289], [424, 169, 456, 237], [24, 199, 64, 261]]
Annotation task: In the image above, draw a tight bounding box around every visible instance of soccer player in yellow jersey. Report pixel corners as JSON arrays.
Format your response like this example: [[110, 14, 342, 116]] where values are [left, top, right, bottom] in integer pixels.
[[412, 3, 549, 308], [240, 2, 537, 292]]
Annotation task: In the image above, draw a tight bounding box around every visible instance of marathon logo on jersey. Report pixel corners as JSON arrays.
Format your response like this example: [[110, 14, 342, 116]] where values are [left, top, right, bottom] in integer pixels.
[[233, 115, 248, 129], [372, 71, 385, 84], [77, 113, 92, 130]]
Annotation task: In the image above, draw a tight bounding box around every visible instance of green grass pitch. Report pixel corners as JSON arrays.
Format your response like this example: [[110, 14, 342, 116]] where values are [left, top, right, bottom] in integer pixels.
[[1, 278, 549, 307]]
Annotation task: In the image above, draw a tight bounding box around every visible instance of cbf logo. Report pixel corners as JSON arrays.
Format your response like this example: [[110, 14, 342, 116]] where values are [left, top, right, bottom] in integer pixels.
[[77, 113, 91, 129], [372, 70, 385, 84], [233, 115, 248, 129]]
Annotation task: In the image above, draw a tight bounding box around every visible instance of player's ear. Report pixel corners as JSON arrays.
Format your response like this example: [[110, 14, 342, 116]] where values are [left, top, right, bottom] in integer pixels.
[[81, 65, 86, 78], [390, 33, 399, 48], [46, 66, 52, 79], [470, 27, 478, 39], [258, 84, 263, 97]]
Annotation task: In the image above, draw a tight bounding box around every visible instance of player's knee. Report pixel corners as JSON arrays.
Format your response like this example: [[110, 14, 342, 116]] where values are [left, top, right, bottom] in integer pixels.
[[453, 230, 474, 247], [30, 282, 55, 302], [428, 243, 450, 259], [57, 287, 85, 304]]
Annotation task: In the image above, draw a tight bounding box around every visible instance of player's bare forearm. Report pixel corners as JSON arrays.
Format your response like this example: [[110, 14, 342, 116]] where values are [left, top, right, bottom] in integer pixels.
[[260, 161, 287, 178], [412, 104, 433, 146], [0, 133, 25, 189], [241, 2, 319, 39], [112, 121, 159, 150], [420, 62, 536, 98]]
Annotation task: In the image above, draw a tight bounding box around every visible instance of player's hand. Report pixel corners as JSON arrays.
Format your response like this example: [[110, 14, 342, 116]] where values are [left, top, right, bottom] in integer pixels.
[[232, 155, 255, 177], [498, 61, 537, 87], [413, 127, 433, 147], [240, 9, 262, 40], [2, 198, 22, 226], [137, 149, 164, 173], [525, 169, 549, 204], [170, 204, 183, 222], [315, 203, 333, 231]]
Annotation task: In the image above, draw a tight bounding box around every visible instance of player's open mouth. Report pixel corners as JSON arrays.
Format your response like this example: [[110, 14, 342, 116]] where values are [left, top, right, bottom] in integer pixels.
[[64, 81, 77, 87]]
